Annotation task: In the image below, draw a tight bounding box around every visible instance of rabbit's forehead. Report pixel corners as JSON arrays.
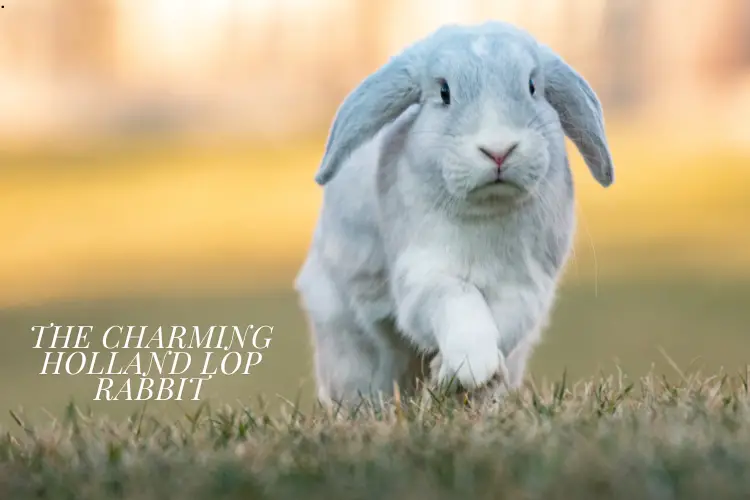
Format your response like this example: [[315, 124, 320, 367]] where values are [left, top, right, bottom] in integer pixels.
[[427, 33, 536, 82]]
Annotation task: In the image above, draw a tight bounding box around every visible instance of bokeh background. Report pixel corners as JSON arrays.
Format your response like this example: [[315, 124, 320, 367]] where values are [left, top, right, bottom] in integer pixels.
[[1, 0, 749, 425]]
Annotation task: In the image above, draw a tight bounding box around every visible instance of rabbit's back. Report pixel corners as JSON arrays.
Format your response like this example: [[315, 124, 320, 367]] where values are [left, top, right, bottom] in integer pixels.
[[295, 126, 396, 327]]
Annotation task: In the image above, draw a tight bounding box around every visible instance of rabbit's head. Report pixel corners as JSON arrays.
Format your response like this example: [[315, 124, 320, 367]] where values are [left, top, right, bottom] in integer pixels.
[[315, 22, 614, 203]]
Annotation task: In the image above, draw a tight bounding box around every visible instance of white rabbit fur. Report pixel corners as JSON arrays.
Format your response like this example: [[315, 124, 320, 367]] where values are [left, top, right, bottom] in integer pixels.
[[295, 21, 614, 405]]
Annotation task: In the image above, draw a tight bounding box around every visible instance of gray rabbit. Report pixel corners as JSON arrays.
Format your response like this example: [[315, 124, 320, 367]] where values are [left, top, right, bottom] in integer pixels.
[[295, 21, 614, 406]]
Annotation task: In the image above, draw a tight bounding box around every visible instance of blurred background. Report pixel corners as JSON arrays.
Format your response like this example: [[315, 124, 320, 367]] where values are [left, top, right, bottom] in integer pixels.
[[1, 0, 749, 425]]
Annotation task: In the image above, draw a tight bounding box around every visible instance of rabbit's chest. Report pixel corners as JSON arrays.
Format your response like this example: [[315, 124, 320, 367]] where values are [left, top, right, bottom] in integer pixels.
[[432, 212, 568, 295]]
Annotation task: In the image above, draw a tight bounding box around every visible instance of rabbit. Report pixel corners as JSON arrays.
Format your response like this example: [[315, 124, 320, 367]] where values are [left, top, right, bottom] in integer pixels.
[[294, 21, 614, 406]]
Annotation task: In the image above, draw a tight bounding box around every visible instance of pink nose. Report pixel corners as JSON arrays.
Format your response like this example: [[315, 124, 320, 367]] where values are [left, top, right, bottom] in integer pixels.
[[479, 143, 518, 169]]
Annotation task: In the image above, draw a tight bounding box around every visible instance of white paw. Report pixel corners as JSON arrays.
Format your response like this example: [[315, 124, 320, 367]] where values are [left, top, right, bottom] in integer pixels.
[[431, 342, 509, 391]]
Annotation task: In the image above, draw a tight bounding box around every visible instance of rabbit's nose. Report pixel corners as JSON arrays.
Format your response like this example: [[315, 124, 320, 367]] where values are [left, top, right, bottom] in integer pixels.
[[479, 143, 518, 170]]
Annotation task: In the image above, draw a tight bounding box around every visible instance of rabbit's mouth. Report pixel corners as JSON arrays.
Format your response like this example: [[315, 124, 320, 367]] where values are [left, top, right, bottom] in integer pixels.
[[468, 177, 523, 200], [493, 177, 524, 191]]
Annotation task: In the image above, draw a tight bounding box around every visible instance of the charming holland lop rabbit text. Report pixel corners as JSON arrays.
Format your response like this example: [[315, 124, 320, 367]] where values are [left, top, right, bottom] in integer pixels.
[[295, 21, 614, 405]]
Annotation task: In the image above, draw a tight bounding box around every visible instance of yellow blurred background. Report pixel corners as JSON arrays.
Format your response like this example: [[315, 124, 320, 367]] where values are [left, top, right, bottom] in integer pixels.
[[1, 0, 749, 423]]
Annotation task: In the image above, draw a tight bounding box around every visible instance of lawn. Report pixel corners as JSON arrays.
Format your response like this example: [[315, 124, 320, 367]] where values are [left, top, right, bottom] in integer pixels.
[[0, 130, 749, 497], [1, 371, 750, 499]]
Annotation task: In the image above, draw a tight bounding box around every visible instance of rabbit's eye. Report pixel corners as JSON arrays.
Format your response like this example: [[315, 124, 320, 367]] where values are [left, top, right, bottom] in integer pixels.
[[528, 78, 536, 96], [439, 80, 450, 105]]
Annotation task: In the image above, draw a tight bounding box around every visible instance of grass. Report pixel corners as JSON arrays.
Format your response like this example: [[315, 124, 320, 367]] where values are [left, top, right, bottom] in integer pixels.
[[1, 131, 749, 497], [2, 368, 750, 499]]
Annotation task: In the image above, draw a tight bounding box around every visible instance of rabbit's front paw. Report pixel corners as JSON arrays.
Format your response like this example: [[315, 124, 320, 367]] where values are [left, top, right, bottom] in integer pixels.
[[431, 340, 509, 392]]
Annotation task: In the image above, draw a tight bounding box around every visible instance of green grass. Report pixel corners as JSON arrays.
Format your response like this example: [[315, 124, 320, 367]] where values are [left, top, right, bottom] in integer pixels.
[[2, 369, 750, 499]]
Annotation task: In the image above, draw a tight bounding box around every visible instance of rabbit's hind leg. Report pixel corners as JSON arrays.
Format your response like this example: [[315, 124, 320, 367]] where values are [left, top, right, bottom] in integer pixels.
[[308, 318, 395, 407], [297, 268, 412, 408]]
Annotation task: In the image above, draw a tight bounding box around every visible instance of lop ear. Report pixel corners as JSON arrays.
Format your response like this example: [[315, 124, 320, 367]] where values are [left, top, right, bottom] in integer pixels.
[[540, 45, 614, 187], [314, 54, 422, 186]]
